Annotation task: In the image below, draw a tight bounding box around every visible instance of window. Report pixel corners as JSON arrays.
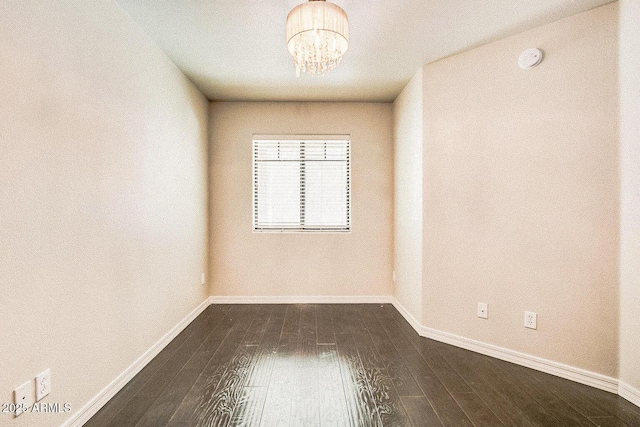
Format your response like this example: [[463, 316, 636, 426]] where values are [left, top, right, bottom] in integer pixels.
[[253, 135, 350, 232]]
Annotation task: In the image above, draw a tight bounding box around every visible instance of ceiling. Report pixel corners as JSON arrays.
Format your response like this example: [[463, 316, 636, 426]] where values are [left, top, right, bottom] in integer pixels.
[[115, 0, 614, 102]]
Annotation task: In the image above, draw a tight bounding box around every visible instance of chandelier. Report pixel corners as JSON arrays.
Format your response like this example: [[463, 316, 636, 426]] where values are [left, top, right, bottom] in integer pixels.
[[286, 0, 349, 77]]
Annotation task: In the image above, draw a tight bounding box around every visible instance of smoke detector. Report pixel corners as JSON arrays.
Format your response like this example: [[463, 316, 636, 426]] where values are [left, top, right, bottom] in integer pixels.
[[518, 48, 543, 69]]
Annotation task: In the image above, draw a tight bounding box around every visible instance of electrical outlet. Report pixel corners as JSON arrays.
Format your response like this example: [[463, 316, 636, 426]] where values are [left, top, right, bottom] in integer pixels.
[[525, 311, 537, 329], [477, 302, 488, 319], [35, 369, 51, 401], [201, 272, 205, 286], [14, 381, 32, 416]]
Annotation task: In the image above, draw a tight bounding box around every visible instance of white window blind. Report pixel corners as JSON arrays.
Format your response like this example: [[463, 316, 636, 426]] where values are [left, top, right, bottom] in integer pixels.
[[253, 136, 350, 232]]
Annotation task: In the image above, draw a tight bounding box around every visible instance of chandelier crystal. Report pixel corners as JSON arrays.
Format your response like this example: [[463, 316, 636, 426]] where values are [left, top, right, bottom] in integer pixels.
[[286, 0, 349, 77]]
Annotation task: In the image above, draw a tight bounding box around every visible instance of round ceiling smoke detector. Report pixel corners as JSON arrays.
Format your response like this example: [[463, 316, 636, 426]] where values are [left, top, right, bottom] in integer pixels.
[[518, 48, 543, 69]]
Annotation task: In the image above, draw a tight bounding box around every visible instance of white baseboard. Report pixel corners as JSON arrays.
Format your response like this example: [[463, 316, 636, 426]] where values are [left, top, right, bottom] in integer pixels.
[[619, 381, 640, 408], [209, 295, 394, 304], [390, 297, 424, 335], [61, 297, 212, 427], [391, 297, 619, 394]]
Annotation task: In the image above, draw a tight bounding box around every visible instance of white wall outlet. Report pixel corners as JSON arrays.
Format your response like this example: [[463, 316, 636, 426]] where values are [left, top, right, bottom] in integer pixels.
[[525, 311, 537, 329], [14, 380, 32, 416], [477, 302, 488, 319], [201, 272, 205, 286], [35, 369, 51, 401]]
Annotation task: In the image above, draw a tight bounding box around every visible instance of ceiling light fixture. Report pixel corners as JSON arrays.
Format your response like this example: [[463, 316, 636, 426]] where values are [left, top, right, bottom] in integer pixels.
[[286, 0, 349, 77]]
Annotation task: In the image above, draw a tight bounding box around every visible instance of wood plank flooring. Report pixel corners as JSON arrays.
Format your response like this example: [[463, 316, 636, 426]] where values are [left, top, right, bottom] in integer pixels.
[[85, 304, 640, 427]]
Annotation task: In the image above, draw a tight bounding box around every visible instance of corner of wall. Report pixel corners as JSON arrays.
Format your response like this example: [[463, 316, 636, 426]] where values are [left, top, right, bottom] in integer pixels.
[[392, 67, 424, 324], [618, 0, 640, 401]]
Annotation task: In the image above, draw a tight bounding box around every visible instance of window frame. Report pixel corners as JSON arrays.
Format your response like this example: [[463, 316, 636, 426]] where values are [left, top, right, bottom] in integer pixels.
[[252, 134, 351, 233]]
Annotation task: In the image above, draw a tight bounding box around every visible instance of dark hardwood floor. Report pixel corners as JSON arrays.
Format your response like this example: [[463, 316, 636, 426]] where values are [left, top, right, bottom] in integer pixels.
[[85, 304, 640, 427]]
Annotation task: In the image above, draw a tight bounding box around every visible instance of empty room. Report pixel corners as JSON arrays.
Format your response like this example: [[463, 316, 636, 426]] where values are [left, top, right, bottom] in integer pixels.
[[1, 0, 639, 426]]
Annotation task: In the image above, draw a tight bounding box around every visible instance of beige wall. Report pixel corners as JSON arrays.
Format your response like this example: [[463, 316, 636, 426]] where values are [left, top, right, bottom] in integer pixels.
[[393, 71, 424, 322], [619, 0, 640, 396], [420, 3, 619, 376], [0, 1, 209, 426], [209, 102, 393, 298]]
